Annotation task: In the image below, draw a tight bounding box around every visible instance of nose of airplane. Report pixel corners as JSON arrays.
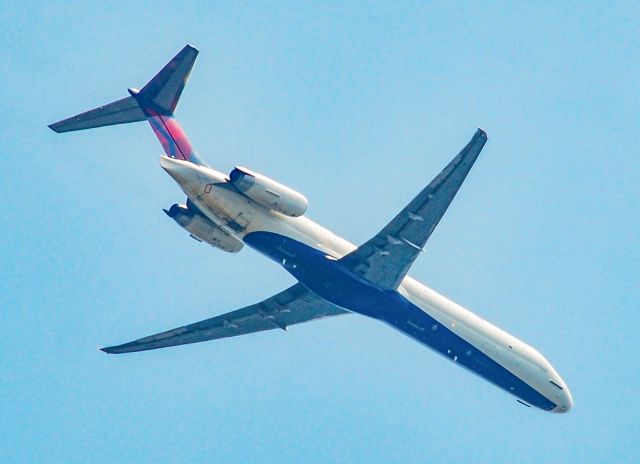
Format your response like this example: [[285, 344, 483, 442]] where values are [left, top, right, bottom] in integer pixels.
[[547, 370, 573, 413], [551, 386, 573, 413], [543, 359, 573, 413]]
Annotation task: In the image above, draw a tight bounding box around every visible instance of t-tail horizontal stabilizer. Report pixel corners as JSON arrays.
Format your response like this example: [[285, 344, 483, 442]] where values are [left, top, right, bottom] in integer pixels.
[[48, 45, 198, 132], [48, 96, 146, 133], [49, 45, 203, 164]]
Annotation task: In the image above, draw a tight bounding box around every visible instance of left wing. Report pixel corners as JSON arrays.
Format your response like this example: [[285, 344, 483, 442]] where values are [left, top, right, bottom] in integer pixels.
[[339, 129, 487, 289], [101, 283, 347, 354]]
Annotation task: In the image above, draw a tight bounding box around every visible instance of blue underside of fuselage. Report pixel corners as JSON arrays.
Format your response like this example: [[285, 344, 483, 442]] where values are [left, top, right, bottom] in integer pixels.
[[243, 231, 556, 411]]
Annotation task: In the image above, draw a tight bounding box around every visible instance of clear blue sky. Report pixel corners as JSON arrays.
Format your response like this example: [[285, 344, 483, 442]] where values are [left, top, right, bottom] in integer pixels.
[[1, 2, 638, 463]]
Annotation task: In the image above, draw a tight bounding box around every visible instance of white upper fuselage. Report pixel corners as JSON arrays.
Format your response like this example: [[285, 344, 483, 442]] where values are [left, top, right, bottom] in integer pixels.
[[161, 155, 573, 413]]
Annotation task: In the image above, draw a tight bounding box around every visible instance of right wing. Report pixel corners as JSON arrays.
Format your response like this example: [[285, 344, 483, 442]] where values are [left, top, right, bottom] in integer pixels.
[[339, 129, 488, 289], [101, 283, 347, 354]]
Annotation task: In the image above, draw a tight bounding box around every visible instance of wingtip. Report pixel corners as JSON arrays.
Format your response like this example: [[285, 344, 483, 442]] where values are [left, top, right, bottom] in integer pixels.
[[99, 346, 115, 354], [476, 127, 488, 138], [48, 123, 62, 133]]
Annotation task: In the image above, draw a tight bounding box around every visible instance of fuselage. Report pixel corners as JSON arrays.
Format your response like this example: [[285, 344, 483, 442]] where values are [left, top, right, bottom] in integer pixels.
[[161, 155, 573, 413]]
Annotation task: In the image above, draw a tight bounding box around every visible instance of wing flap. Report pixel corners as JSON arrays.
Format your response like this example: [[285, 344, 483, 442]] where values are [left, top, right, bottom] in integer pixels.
[[101, 284, 347, 354], [339, 129, 488, 289]]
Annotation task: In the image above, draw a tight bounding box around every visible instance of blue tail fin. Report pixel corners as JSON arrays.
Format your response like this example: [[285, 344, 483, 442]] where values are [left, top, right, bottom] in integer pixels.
[[137, 45, 198, 115]]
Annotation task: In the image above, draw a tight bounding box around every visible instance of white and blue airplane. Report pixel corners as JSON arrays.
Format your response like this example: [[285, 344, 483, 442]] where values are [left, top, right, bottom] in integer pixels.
[[50, 45, 573, 413]]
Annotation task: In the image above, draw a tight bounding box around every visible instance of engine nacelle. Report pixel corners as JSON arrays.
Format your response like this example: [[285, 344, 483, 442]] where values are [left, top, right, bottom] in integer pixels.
[[229, 166, 308, 217], [165, 203, 244, 253]]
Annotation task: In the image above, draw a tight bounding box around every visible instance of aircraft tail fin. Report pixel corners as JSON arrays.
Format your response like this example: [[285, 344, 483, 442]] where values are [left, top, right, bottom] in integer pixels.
[[49, 45, 203, 164], [137, 44, 198, 115], [49, 45, 198, 134]]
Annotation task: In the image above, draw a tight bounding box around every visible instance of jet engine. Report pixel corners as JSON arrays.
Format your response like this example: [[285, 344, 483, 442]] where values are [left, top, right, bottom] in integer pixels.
[[164, 203, 244, 253], [229, 167, 308, 217]]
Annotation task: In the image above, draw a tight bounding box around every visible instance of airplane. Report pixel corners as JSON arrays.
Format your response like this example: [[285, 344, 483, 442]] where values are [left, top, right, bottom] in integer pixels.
[[49, 45, 573, 413]]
